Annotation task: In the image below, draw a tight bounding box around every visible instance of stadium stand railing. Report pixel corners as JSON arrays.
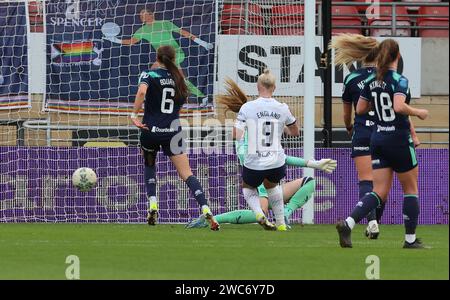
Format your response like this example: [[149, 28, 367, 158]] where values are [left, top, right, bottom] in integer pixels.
[[219, 0, 449, 37]]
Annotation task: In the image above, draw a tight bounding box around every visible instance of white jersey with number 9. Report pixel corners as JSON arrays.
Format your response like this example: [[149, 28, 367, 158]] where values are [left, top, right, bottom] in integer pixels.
[[235, 97, 296, 171]]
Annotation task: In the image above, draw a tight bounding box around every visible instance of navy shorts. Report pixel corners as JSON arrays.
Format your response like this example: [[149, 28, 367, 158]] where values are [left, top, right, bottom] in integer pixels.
[[351, 124, 373, 158], [242, 165, 286, 188], [371, 136, 418, 173], [139, 130, 186, 157]]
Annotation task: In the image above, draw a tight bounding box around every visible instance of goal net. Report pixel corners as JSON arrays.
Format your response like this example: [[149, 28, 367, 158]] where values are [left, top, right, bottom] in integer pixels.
[[0, 0, 315, 224]]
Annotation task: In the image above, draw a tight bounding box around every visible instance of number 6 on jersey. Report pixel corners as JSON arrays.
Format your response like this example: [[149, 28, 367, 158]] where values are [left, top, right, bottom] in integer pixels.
[[161, 87, 175, 114]]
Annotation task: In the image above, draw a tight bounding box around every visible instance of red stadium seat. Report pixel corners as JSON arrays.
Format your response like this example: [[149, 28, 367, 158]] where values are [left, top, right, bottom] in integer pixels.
[[368, 6, 412, 36], [417, 5, 449, 22], [331, 6, 362, 35], [28, 1, 44, 33], [221, 27, 265, 35], [221, 4, 264, 35], [272, 4, 304, 15], [222, 4, 262, 17], [272, 27, 304, 36], [270, 5, 304, 35], [401, 0, 442, 12], [352, 0, 393, 13], [417, 6, 449, 37], [221, 16, 264, 27]]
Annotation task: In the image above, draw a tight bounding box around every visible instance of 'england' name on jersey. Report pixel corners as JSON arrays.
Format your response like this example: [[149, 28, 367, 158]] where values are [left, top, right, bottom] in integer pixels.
[[235, 97, 296, 170]]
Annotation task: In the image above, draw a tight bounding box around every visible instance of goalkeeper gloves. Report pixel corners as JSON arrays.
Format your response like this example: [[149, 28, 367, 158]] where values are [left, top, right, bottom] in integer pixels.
[[306, 159, 337, 174], [193, 38, 213, 50]]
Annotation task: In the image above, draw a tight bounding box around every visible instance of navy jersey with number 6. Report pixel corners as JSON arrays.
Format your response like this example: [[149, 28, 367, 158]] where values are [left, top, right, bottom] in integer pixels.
[[360, 70, 412, 145], [138, 68, 184, 138]]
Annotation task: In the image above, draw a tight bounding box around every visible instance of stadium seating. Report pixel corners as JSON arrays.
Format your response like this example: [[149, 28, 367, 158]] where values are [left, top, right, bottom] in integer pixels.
[[352, 0, 394, 13], [368, 5, 412, 36], [221, 4, 265, 35], [417, 6, 449, 37], [402, 0, 442, 12], [331, 5, 362, 35], [219, 1, 450, 37], [221, 26, 265, 35], [270, 5, 304, 35], [28, 1, 44, 33]]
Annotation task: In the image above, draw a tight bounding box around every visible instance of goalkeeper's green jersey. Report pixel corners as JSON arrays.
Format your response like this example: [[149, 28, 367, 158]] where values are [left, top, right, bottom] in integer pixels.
[[132, 21, 185, 65]]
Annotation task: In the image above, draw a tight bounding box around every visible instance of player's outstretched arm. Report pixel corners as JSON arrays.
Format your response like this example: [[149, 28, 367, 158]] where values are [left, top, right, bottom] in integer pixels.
[[305, 159, 337, 174], [180, 29, 213, 50], [120, 37, 140, 45], [285, 156, 337, 174], [285, 156, 307, 167]]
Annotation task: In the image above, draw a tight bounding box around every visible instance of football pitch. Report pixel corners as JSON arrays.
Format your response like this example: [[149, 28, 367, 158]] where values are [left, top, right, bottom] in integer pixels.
[[0, 224, 448, 280]]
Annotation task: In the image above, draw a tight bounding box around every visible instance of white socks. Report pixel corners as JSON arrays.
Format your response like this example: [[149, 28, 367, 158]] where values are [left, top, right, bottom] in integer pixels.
[[243, 188, 265, 219], [267, 185, 285, 226], [405, 234, 416, 244], [345, 217, 356, 230]]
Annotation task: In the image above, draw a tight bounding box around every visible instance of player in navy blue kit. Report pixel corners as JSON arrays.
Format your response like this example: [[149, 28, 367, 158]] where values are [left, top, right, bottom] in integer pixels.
[[336, 39, 429, 248], [330, 34, 385, 239], [130, 45, 219, 230]]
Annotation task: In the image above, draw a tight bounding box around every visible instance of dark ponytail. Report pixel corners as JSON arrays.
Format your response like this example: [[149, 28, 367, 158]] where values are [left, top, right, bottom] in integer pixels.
[[376, 39, 399, 82], [157, 45, 189, 102]]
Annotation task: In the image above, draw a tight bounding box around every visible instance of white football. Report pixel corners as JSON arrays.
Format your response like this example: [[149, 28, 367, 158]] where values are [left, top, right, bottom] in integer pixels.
[[72, 167, 97, 192]]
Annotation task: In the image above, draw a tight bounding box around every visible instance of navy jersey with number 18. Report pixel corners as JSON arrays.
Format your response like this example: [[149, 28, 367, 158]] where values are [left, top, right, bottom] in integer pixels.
[[360, 70, 412, 145], [138, 68, 184, 138]]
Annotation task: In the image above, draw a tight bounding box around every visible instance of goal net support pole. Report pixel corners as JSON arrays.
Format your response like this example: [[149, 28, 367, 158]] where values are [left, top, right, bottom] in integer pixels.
[[302, 0, 316, 225]]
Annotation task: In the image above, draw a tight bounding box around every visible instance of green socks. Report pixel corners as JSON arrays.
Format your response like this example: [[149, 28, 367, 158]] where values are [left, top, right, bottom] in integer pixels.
[[284, 178, 316, 219], [215, 177, 315, 225], [285, 156, 307, 167], [215, 210, 258, 224]]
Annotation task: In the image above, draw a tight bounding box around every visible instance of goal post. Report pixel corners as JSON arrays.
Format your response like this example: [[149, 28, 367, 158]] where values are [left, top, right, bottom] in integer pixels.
[[302, 0, 316, 224], [1, 0, 317, 224]]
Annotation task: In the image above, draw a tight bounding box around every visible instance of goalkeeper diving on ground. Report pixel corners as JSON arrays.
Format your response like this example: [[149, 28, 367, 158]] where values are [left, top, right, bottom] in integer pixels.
[[185, 78, 337, 229]]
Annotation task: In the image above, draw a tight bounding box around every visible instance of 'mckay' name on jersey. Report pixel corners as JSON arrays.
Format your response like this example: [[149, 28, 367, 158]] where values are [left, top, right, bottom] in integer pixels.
[[360, 70, 412, 144], [342, 67, 376, 127], [138, 68, 184, 137], [235, 97, 296, 171]]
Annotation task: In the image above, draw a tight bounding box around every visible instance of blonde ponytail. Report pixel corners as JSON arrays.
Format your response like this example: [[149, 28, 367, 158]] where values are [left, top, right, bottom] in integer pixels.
[[329, 34, 379, 69], [216, 77, 248, 113]]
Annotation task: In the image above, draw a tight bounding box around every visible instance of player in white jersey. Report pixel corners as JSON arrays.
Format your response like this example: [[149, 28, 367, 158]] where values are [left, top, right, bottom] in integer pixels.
[[234, 69, 300, 231]]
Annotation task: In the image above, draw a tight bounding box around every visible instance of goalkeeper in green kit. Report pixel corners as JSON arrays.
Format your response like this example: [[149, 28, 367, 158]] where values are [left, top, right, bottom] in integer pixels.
[[185, 79, 338, 229], [103, 6, 211, 100]]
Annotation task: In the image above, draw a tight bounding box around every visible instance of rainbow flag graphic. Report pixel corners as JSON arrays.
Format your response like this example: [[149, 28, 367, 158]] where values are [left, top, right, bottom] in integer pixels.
[[53, 41, 96, 63]]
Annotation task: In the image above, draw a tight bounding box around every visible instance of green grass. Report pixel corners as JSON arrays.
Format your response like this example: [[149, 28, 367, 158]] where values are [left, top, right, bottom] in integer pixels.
[[0, 224, 447, 280]]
